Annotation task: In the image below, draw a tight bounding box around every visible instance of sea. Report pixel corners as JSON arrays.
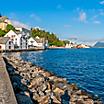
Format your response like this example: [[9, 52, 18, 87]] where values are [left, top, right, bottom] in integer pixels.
[[19, 48, 104, 102]]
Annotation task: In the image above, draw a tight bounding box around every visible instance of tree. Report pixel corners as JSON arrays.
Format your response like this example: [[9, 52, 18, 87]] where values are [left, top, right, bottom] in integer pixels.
[[63, 40, 70, 45], [0, 29, 6, 37], [6, 24, 15, 32]]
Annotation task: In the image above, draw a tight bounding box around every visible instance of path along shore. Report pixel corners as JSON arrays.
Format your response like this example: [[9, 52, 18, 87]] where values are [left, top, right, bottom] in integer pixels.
[[0, 55, 17, 104], [3, 55, 102, 104]]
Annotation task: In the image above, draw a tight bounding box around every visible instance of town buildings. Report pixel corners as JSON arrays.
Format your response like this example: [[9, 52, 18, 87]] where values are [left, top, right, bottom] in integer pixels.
[[0, 29, 48, 51]]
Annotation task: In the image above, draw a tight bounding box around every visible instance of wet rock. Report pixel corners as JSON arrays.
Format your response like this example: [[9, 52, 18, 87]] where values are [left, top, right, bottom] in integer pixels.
[[16, 93, 33, 104]]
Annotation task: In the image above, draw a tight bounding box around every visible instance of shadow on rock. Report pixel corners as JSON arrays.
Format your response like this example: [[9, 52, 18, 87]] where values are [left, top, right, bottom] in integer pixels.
[[61, 90, 70, 104]]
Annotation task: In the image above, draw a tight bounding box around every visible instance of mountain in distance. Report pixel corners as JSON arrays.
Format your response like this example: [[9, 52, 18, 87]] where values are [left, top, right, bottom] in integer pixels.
[[93, 41, 104, 48]]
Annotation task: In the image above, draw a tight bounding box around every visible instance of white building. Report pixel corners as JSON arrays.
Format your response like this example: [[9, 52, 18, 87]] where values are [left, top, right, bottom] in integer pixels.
[[15, 27, 30, 49], [4, 30, 18, 45], [28, 37, 38, 48], [0, 37, 14, 50], [4, 30, 28, 49], [15, 27, 30, 37], [28, 36, 48, 49]]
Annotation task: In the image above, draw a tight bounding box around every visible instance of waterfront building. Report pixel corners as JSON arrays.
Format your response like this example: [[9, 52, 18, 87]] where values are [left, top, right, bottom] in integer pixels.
[[65, 41, 77, 48], [76, 44, 90, 48], [28, 36, 49, 49], [0, 37, 14, 50], [4, 30, 28, 49], [28, 37, 37, 48]]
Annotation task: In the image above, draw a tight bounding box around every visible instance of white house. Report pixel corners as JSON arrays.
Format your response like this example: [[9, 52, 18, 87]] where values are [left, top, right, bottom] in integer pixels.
[[28, 36, 49, 49], [15, 27, 30, 37], [28, 37, 38, 48], [4, 30, 28, 49], [0, 37, 14, 50], [15, 27, 30, 49], [4, 30, 18, 45]]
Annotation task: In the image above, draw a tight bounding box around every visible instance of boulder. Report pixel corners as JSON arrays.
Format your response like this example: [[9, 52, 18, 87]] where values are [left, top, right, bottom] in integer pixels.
[[53, 87, 64, 95]]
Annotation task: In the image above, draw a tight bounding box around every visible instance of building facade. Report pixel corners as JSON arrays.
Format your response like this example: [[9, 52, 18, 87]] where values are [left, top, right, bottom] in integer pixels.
[[0, 37, 14, 50], [4, 30, 28, 49], [28, 36, 49, 49]]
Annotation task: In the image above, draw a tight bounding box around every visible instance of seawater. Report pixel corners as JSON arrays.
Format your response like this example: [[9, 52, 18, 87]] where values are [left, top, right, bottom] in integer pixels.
[[20, 48, 104, 102]]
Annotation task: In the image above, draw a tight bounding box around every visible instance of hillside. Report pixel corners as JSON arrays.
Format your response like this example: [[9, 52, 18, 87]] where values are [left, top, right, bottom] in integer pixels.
[[31, 28, 68, 47], [93, 41, 104, 48]]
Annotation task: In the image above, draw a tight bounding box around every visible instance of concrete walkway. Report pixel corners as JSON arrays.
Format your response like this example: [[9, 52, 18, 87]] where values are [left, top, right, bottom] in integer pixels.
[[0, 54, 17, 104]]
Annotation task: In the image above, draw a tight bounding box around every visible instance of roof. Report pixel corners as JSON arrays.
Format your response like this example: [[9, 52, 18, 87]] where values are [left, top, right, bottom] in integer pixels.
[[5, 30, 18, 37], [0, 37, 9, 44]]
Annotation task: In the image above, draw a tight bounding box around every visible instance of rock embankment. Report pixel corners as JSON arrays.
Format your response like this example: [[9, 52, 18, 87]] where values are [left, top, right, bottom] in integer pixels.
[[4, 56, 102, 104]]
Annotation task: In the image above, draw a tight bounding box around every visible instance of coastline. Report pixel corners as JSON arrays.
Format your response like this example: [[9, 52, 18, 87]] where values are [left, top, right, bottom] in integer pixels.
[[3, 55, 102, 104]]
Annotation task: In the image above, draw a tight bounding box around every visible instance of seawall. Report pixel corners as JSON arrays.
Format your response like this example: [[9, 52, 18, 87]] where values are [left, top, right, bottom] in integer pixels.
[[0, 54, 17, 104]]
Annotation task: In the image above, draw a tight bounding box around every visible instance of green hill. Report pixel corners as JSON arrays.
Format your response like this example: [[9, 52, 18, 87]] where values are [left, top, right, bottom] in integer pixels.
[[31, 28, 67, 47]]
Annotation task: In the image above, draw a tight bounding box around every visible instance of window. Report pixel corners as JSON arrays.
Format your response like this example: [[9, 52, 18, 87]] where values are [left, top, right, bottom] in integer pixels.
[[31, 41, 34, 43], [9, 46, 11, 49], [20, 42, 22, 45], [9, 41, 11, 45], [0, 45, 2, 49], [15, 38, 17, 44], [11, 39, 14, 41]]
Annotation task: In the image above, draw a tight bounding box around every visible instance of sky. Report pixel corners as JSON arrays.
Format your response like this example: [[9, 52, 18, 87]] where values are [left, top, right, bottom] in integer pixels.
[[1, 0, 104, 44]]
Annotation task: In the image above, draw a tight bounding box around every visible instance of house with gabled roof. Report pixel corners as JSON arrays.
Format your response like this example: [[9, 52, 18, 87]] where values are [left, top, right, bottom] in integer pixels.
[[0, 37, 14, 50], [28, 36, 49, 49], [4, 30, 28, 49]]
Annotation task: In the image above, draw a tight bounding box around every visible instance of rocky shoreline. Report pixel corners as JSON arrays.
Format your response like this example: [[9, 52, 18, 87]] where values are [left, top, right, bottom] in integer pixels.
[[3, 56, 102, 104]]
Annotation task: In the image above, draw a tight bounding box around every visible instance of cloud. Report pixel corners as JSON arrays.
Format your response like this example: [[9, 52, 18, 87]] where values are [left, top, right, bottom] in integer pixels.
[[100, 0, 104, 5], [11, 20, 30, 30], [93, 20, 101, 24], [79, 11, 87, 23], [30, 14, 41, 22]]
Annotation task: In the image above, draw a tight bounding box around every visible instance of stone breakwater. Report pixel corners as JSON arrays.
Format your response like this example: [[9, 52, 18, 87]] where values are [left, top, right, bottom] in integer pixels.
[[4, 56, 102, 104]]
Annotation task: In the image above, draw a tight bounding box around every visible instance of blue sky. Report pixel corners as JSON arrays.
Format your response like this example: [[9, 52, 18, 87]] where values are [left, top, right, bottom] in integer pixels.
[[1, 0, 104, 44]]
